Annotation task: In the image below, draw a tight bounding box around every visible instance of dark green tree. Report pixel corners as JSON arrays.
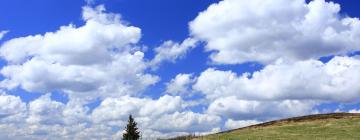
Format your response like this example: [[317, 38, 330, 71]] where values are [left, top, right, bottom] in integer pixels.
[[123, 115, 140, 140]]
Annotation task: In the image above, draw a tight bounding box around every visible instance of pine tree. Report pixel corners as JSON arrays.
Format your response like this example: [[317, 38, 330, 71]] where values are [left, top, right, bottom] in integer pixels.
[[123, 115, 140, 140]]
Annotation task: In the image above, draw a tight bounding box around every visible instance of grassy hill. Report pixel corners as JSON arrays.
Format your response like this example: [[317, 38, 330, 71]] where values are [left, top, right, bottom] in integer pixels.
[[189, 113, 360, 140]]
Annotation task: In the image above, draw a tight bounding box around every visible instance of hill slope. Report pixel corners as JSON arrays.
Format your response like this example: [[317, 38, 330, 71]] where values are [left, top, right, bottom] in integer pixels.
[[193, 113, 360, 140]]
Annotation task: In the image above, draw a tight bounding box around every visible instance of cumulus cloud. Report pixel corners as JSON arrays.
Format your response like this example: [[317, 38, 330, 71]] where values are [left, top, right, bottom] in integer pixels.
[[0, 90, 222, 139], [207, 96, 316, 121], [149, 111, 221, 133], [91, 95, 221, 136], [26, 94, 65, 125], [190, 0, 360, 64], [91, 95, 183, 123], [194, 56, 360, 103], [0, 5, 158, 101], [165, 73, 195, 96], [150, 38, 198, 67], [0, 92, 26, 122], [187, 0, 360, 125]]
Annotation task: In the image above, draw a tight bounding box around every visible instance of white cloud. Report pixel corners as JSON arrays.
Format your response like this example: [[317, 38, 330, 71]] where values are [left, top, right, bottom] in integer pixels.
[[91, 95, 183, 123], [26, 94, 65, 125], [190, 0, 360, 64], [165, 73, 195, 96], [348, 109, 360, 113], [91, 95, 221, 136], [193, 56, 360, 103], [150, 38, 197, 67], [224, 119, 262, 130], [0, 91, 221, 139], [0, 5, 191, 138], [192, 56, 360, 122], [0, 5, 158, 102], [207, 96, 315, 121], [0, 92, 26, 123], [149, 111, 221, 133], [0, 31, 8, 40], [1, 5, 141, 64]]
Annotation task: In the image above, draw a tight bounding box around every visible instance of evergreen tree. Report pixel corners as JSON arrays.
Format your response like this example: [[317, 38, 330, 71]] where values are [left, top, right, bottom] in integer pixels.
[[123, 115, 140, 140]]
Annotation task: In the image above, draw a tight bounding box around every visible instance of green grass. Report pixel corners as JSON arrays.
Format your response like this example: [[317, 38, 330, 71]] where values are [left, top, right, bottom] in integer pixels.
[[192, 113, 360, 140]]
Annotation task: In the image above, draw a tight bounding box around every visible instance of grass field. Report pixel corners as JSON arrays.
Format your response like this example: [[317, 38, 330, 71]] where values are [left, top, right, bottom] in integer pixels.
[[191, 113, 360, 140]]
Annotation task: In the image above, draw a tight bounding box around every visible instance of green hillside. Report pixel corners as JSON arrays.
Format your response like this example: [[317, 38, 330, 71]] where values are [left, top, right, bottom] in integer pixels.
[[191, 113, 360, 140]]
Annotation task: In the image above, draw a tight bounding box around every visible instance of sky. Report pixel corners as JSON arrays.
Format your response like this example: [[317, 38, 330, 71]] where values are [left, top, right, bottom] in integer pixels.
[[0, 0, 360, 139]]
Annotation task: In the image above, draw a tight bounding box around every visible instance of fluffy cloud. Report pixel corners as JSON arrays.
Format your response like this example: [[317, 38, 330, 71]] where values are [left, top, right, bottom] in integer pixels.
[[0, 93, 26, 122], [207, 96, 316, 121], [190, 0, 360, 64], [165, 73, 195, 96], [0, 5, 158, 101], [91, 95, 183, 123], [150, 38, 197, 67], [1, 5, 141, 64], [149, 111, 221, 133], [0, 91, 220, 139], [224, 119, 261, 130], [92, 95, 220, 135], [188, 0, 360, 127], [194, 56, 360, 103], [26, 94, 65, 125]]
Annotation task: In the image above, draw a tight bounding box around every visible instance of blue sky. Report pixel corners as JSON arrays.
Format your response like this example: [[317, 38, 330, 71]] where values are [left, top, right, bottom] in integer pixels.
[[0, 0, 360, 139]]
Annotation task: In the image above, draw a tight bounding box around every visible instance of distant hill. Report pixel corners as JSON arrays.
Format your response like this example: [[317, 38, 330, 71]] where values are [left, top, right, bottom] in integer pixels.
[[176, 113, 360, 140]]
